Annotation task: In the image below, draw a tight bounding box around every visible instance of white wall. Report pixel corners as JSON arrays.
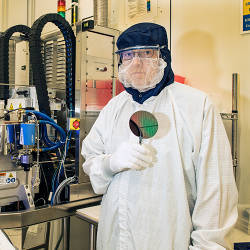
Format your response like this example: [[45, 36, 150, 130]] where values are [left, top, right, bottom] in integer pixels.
[[171, 0, 250, 204], [0, 0, 27, 30], [0, 0, 3, 31]]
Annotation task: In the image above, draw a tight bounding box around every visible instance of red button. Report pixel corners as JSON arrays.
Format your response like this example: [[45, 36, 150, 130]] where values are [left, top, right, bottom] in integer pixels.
[[72, 120, 80, 129]]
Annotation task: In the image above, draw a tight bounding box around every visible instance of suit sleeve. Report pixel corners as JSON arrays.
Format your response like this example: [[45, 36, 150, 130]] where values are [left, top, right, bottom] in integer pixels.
[[81, 106, 114, 195], [189, 97, 238, 250]]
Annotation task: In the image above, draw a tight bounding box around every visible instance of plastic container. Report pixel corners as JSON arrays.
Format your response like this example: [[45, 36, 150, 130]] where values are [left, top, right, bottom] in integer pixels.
[[20, 123, 36, 146], [6, 125, 15, 144]]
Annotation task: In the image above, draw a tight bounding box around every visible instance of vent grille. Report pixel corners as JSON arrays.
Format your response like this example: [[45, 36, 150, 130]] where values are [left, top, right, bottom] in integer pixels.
[[42, 37, 66, 90]]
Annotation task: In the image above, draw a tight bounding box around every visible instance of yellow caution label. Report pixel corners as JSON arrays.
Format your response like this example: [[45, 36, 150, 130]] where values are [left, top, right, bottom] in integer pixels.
[[9, 173, 13, 178], [9, 103, 13, 110], [69, 118, 80, 130], [243, 0, 250, 15]]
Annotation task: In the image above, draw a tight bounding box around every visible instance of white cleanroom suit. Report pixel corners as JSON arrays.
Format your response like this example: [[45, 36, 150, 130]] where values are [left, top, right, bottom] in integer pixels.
[[82, 82, 238, 250]]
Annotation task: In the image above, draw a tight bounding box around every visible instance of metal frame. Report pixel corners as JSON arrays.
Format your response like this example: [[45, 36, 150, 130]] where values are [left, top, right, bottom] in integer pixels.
[[220, 73, 239, 178], [75, 23, 119, 184], [0, 196, 101, 229]]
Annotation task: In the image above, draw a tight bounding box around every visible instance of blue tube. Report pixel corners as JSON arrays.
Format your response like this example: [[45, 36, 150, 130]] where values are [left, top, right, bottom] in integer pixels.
[[39, 120, 66, 141], [41, 124, 57, 147], [25, 110, 60, 145], [25, 110, 65, 151], [25, 110, 56, 124], [42, 143, 62, 152], [39, 120, 66, 152]]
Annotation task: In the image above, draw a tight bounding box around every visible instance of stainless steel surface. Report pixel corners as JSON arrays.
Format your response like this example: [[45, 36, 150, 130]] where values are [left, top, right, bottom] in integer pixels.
[[0, 196, 101, 229], [232, 73, 238, 111], [0, 155, 33, 207], [70, 216, 90, 250], [75, 206, 99, 250], [232, 73, 239, 177], [220, 113, 238, 120], [0, 155, 16, 171], [69, 182, 99, 202], [79, 111, 99, 183], [89, 224, 97, 250], [76, 25, 119, 184], [220, 73, 239, 178], [94, 0, 108, 27], [63, 217, 70, 250], [43, 38, 66, 88]]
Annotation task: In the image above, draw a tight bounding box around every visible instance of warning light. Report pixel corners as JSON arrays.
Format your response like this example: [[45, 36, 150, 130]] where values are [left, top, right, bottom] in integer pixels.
[[57, 0, 66, 18]]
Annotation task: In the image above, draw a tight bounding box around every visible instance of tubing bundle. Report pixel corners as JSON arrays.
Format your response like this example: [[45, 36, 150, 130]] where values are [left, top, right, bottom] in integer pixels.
[[25, 109, 66, 152], [29, 13, 76, 117], [0, 25, 31, 101]]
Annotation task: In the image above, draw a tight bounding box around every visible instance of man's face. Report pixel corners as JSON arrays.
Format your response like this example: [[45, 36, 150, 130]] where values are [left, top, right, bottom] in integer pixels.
[[119, 49, 160, 90]]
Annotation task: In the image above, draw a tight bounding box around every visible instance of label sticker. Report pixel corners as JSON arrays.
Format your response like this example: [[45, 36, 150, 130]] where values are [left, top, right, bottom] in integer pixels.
[[0, 172, 16, 185], [69, 118, 80, 130]]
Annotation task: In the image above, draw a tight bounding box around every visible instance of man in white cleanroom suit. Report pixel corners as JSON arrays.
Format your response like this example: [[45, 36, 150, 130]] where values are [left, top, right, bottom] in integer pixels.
[[81, 23, 238, 250]]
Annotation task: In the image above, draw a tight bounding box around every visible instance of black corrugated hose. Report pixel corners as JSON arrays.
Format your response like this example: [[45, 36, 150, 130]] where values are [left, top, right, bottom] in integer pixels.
[[0, 25, 31, 102], [29, 13, 76, 117]]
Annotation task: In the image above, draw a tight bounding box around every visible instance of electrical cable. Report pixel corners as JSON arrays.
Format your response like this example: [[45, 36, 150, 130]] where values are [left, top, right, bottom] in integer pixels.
[[0, 107, 33, 120], [58, 130, 72, 182], [40, 164, 49, 195], [25, 110, 56, 124], [38, 120, 66, 152], [50, 130, 72, 205], [41, 124, 57, 147]]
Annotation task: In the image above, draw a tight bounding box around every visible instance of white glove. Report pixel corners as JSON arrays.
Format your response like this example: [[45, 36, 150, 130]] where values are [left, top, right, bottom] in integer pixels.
[[109, 141, 156, 174]]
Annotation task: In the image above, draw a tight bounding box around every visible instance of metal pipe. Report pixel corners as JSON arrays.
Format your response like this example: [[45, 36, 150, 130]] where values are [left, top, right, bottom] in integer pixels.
[[89, 224, 97, 250], [63, 217, 70, 250], [232, 73, 239, 178], [27, 0, 29, 26], [232, 73, 238, 112]]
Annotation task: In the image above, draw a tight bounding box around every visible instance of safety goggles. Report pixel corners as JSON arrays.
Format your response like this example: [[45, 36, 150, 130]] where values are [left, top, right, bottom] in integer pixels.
[[116, 45, 163, 65]]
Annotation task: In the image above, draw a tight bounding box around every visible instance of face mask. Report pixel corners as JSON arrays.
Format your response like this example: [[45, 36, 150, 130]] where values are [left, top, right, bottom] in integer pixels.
[[118, 57, 167, 92]]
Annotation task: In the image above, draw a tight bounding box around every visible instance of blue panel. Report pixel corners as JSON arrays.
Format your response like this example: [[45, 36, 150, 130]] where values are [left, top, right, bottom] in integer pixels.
[[234, 242, 250, 250], [243, 14, 250, 31]]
